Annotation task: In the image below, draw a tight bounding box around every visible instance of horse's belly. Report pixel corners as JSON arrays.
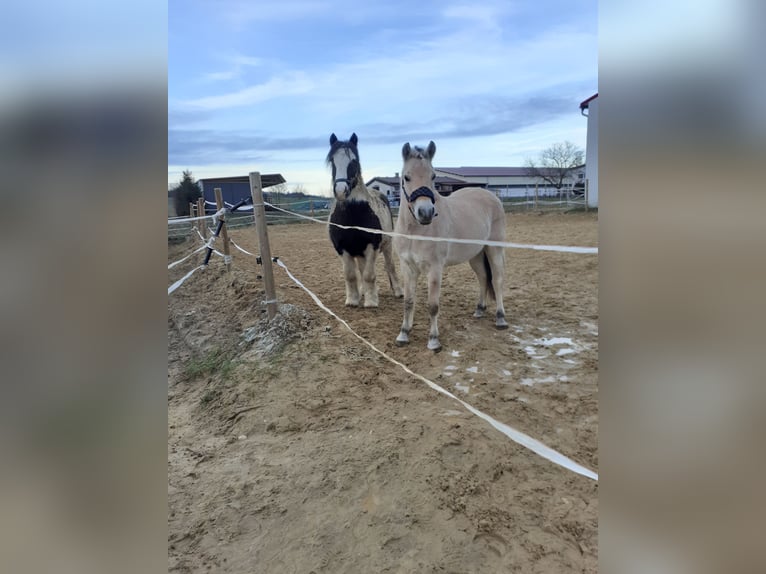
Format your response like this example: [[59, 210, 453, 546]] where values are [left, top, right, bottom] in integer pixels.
[[445, 243, 484, 266]]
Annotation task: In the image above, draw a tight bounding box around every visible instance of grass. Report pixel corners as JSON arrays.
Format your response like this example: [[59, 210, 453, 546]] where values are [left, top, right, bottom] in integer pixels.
[[184, 347, 237, 381]]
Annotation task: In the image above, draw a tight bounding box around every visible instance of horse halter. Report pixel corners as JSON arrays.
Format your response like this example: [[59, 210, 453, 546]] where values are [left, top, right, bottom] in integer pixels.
[[401, 185, 438, 221], [402, 186, 436, 204], [331, 146, 359, 197]]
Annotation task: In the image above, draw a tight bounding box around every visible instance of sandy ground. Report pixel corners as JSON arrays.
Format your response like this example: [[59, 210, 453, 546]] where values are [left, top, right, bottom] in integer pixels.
[[168, 212, 598, 573]]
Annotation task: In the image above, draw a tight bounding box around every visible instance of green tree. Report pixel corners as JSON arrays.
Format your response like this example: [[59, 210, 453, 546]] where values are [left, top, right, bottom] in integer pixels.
[[171, 170, 202, 216]]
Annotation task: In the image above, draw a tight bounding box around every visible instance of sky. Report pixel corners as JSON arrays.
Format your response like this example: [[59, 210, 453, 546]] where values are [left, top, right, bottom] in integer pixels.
[[168, 0, 597, 197]]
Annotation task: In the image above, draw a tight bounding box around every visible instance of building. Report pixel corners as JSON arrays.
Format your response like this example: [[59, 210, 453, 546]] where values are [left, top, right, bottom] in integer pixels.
[[197, 174, 286, 212], [580, 93, 598, 208], [367, 166, 585, 205], [366, 174, 467, 206]]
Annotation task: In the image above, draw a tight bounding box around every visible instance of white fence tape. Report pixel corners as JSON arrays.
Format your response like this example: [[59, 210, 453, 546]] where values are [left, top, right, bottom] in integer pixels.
[[230, 239, 256, 257], [264, 203, 598, 254], [168, 213, 213, 224], [168, 244, 207, 269], [274, 258, 598, 481], [168, 265, 204, 295]]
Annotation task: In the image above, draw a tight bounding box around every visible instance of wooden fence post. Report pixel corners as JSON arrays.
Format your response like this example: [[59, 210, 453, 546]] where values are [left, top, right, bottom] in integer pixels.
[[534, 183, 538, 210], [197, 198, 207, 238], [189, 203, 196, 237], [214, 188, 232, 271], [249, 172, 278, 320]]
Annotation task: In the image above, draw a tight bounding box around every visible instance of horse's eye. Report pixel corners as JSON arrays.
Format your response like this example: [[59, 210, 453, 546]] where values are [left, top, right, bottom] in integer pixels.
[[404, 175, 411, 182], [431, 173, 436, 180]]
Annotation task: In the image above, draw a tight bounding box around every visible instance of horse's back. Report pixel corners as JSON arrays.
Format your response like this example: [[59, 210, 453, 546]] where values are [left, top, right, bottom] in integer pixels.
[[445, 187, 505, 239]]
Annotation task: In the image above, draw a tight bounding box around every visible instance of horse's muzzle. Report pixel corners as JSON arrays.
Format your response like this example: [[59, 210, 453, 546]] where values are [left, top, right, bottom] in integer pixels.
[[415, 202, 435, 225]]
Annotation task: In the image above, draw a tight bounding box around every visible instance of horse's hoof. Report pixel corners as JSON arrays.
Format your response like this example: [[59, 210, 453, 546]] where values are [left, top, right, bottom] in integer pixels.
[[473, 310, 485, 318], [495, 322, 509, 330], [345, 299, 360, 307], [363, 301, 379, 308], [428, 338, 442, 352], [395, 339, 409, 347]]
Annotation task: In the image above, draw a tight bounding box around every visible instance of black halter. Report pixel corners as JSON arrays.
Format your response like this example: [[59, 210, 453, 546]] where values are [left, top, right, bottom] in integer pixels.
[[401, 185, 436, 204], [401, 185, 438, 221], [329, 144, 360, 196]]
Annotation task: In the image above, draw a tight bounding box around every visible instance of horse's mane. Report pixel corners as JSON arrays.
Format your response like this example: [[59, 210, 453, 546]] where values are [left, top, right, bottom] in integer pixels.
[[410, 146, 429, 160], [325, 139, 360, 166]]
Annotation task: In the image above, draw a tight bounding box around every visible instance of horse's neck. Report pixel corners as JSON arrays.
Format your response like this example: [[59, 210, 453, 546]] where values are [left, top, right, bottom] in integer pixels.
[[348, 177, 370, 201], [396, 197, 446, 233]]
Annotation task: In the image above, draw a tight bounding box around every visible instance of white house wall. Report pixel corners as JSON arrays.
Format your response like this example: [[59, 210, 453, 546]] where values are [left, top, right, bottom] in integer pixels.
[[585, 97, 598, 207]]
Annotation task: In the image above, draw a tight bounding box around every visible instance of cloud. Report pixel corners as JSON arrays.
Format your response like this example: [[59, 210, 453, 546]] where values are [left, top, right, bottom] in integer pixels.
[[168, 129, 325, 165], [168, 91, 580, 166], [198, 54, 266, 83], [441, 2, 516, 32], [179, 71, 313, 110], [217, 0, 326, 28], [353, 93, 578, 143]]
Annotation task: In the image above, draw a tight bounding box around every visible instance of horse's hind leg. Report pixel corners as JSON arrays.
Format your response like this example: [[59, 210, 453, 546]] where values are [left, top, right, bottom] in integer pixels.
[[469, 253, 489, 318], [486, 246, 509, 329], [342, 252, 360, 307], [359, 244, 379, 307], [381, 238, 403, 297]]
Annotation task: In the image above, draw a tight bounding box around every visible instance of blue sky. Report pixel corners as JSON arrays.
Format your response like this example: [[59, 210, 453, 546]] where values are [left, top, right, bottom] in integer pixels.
[[169, 0, 597, 196]]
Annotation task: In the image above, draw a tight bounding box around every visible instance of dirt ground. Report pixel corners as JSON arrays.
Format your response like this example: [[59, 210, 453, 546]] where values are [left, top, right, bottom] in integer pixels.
[[168, 212, 598, 573]]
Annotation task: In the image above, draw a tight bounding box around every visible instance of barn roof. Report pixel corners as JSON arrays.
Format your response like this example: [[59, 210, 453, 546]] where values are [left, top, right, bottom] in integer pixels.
[[436, 166, 584, 178], [436, 167, 532, 177], [198, 173, 286, 188], [366, 175, 465, 187]]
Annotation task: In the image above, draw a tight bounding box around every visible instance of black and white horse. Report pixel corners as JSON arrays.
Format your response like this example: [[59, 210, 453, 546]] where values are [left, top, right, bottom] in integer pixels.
[[326, 132, 402, 307]]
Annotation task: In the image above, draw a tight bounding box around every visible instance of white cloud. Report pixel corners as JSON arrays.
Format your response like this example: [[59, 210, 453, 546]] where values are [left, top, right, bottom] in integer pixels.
[[441, 2, 517, 32], [198, 54, 266, 83], [217, 0, 326, 28], [180, 71, 314, 110]]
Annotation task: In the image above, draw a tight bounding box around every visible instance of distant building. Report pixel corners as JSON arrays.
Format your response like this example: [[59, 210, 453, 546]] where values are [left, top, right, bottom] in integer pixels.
[[197, 174, 286, 212], [367, 165, 585, 204], [580, 93, 598, 207], [366, 173, 467, 206]]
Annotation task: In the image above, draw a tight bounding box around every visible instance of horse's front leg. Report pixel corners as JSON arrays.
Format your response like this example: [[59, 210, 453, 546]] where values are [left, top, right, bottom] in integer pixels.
[[341, 252, 360, 306], [426, 266, 444, 352], [360, 244, 379, 308], [395, 261, 418, 346]]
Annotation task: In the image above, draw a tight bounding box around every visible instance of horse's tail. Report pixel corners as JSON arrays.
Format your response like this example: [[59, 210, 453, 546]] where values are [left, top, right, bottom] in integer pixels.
[[483, 250, 496, 301]]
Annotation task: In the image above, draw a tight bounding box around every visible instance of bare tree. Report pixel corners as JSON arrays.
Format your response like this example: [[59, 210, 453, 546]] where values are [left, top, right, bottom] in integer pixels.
[[267, 182, 288, 207], [290, 183, 307, 196], [525, 141, 584, 197]]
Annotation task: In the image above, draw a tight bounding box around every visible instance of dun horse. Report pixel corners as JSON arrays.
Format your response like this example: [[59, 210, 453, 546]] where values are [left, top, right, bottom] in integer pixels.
[[394, 141, 508, 351], [326, 133, 402, 307]]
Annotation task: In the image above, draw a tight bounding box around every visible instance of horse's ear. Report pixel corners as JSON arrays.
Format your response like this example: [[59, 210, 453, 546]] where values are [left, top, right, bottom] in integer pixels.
[[427, 141, 436, 159], [402, 142, 412, 159], [330, 133, 338, 145], [350, 133, 358, 146]]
